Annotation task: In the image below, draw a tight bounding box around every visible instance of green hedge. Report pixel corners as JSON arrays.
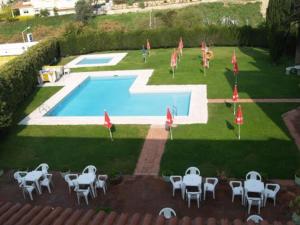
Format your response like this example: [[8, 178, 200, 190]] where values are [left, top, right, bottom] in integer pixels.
[[59, 25, 268, 56], [0, 38, 60, 132]]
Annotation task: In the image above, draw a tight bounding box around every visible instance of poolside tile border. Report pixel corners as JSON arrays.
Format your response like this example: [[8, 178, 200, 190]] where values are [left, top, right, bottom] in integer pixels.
[[64, 53, 127, 68], [19, 70, 208, 125]]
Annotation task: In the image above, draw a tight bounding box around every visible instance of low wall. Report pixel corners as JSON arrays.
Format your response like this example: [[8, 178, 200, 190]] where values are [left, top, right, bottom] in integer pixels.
[[0, 42, 39, 56]]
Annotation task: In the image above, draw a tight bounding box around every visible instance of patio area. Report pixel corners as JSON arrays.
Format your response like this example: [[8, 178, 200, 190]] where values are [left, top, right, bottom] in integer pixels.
[[0, 170, 299, 221]]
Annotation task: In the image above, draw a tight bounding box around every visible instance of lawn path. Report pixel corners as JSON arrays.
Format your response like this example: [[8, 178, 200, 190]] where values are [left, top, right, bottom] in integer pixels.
[[208, 98, 300, 103], [134, 125, 168, 176]]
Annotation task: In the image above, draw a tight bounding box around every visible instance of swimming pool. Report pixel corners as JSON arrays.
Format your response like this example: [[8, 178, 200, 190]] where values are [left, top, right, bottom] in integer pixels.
[[47, 76, 190, 116], [65, 53, 127, 68], [76, 57, 112, 65]]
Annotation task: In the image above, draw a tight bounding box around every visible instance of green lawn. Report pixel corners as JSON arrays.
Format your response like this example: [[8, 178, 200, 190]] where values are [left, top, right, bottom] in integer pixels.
[[67, 47, 300, 98], [160, 103, 300, 179], [0, 87, 149, 174]]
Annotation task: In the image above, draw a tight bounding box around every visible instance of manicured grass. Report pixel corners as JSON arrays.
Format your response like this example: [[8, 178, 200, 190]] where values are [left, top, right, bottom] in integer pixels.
[[160, 103, 300, 179], [68, 47, 300, 98], [0, 87, 149, 174]]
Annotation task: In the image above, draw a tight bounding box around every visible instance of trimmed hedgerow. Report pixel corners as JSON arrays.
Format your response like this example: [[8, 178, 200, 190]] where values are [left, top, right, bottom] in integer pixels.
[[0, 38, 60, 132], [59, 25, 268, 56]]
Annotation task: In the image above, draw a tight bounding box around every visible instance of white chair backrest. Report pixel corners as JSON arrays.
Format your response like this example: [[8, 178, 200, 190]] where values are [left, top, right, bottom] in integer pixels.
[[247, 215, 263, 223], [82, 165, 97, 174], [185, 167, 200, 175], [229, 180, 242, 189], [159, 208, 176, 219], [65, 174, 78, 185], [14, 171, 27, 184], [205, 177, 218, 186], [170, 176, 182, 185], [265, 183, 280, 194], [246, 171, 261, 181], [35, 163, 49, 174]]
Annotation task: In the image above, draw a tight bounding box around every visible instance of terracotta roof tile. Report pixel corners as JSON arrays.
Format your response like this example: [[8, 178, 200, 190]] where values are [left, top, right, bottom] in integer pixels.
[[40, 207, 64, 225], [0, 202, 297, 225]]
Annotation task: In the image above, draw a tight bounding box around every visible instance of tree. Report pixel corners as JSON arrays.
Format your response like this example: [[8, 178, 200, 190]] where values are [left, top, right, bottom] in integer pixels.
[[266, 0, 293, 62], [39, 9, 50, 17], [75, 0, 93, 24]]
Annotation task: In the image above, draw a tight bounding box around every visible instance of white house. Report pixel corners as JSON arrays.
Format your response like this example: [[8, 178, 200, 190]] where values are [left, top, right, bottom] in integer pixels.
[[0, 0, 9, 7], [13, 0, 81, 16]]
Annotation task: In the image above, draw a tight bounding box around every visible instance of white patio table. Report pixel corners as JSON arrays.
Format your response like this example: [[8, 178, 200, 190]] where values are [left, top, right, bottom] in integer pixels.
[[77, 173, 96, 198], [244, 179, 264, 205], [24, 171, 43, 194], [181, 174, 202, 199]]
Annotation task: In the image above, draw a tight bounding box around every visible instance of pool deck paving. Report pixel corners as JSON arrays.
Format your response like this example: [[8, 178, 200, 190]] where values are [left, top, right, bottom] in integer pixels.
[[134, 125, 169, 176]]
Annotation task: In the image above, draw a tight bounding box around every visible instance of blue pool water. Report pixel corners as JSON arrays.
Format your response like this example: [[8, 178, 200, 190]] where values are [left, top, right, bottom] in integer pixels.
[[47, 76, 190, 116], [76, 57, 112, 65]]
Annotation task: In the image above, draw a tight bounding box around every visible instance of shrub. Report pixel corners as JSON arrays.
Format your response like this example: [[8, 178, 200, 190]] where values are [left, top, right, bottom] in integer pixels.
[[59, 25, 268, 56], [0, 38, 60, 132]]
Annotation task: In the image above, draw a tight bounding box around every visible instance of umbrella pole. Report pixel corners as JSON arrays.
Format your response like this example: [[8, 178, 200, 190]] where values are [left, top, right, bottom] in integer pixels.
[[109, 128, 113, 141], [238, 124, 240, 140], [233, 102, 236, 115], [170, 126, 173, 140], [172, 67, 175, 79], [204, 66, 206, 76], [235, 74, 238, 85]]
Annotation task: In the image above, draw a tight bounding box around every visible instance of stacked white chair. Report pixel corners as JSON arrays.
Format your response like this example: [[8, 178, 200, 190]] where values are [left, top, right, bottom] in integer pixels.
[[229, 181, 244, 204], [264, 183, 280, 206], [159, 208, 176, 219], [20, 180, 36, 201], [74, 181, 91, 205], [35, 163, 49, 177], [247, 215, 263, 223], [170, 176, 182, 197], [40, 173, 53, 193], [64, 174, 78, 193], [186, 188, 201, 208], [95, 174, 108, 195], [14, 171, 28, 185], [246, 171, 262, 181], [185, 167, 200, 175], [204, 177, 218, 200]]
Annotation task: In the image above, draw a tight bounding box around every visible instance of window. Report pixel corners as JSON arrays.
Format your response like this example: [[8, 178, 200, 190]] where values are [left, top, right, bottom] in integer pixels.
[[23, 10, 29, 14]]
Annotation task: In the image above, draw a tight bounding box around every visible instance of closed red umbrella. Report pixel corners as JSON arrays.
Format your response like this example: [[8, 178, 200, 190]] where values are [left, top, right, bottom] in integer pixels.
[[166, 108, 173, 140], [234, 105, 243, 140], [146, 39, 151, 56], [232, 84, 239, 115], [231, 50, 237, 65], [104, 111, 113, 141], [170, 50, 177, 78]]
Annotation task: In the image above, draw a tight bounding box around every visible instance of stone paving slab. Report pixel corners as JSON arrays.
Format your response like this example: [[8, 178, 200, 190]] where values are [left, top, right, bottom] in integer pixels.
[[134, 125, 169, 176]]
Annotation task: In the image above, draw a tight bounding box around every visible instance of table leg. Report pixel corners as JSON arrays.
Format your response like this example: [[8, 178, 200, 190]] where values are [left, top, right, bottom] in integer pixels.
[[90, 183, 96, 198], [35, 180, 42, 194]]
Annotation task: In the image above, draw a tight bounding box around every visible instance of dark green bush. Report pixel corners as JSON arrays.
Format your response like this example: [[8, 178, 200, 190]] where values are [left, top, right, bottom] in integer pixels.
[[0, 38, 60, 132], [59, 25, 268, 56]]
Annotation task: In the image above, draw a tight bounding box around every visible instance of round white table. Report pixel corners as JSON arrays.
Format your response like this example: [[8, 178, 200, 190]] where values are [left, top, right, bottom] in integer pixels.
[[244, 180, 264, 193], [77, 173, 96, 198]]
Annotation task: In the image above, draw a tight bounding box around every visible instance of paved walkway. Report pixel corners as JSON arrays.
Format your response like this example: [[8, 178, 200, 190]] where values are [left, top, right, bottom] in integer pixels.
[[283, 106, 300, 150], [134, 125, 169, 176], [208, 98, 300, 103]]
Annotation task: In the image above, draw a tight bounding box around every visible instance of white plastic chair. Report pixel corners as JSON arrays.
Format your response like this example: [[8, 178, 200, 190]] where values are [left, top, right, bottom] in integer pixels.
[[94, 174, 108, 196], [264, 183, 280, 206], [20, 181, 36, 201], [158, 208, 176, 219], [74, 181, 91, 205], [247, 196, 262, 214], [203, 177, 218, 200], [14, 171, 28, 185], [40, 173, 53, 193], [82, 165, 97, 174], [186, 189, 201, 208], [229, 181, 244, 204], [185, 167, 200, 175], [35, 163, 49, 176], [247, 215, 263, 223], [246, 171, 262, 181], [170, 176, 182, 197], [64, 174, 78, 193]]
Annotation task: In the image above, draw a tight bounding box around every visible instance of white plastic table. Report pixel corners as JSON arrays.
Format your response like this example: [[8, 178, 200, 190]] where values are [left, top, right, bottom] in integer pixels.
[[182, 174, 202, 199], [77, 173, 96, 198], [24, 171, 43, 194], [244, 179, 264, 205]]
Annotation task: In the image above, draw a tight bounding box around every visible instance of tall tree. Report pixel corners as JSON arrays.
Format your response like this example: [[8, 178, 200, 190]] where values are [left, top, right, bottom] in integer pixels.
[[75, 0, 93, 24]]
